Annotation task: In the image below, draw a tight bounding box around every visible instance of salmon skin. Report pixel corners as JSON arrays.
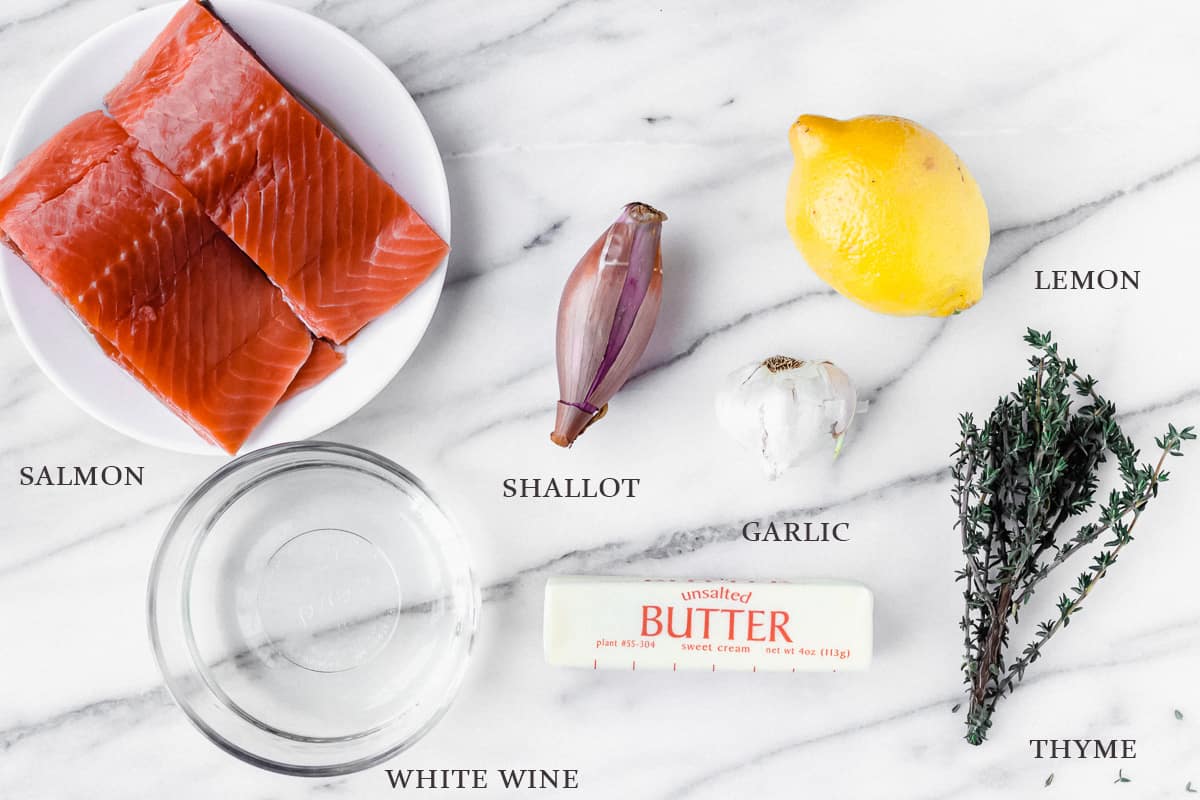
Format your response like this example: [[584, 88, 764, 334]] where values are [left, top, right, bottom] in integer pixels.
[[106, 0, 449, 345], [281, 339, 345, 401], [0, 112, 314, 454]]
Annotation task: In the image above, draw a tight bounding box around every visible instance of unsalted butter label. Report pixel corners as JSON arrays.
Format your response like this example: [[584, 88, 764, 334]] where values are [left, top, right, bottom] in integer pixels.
[[543, 576, 872, 672]]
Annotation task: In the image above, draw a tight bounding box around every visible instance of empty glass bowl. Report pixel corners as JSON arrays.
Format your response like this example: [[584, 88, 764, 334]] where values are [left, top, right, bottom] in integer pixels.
[[149, 441, 477, 775]]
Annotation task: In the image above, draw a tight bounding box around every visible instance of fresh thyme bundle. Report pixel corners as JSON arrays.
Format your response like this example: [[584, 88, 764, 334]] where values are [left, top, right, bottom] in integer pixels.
[[952, 329, 1193, 745]]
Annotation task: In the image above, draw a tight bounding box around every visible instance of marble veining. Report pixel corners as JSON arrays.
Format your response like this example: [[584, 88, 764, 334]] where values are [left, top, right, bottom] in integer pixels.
[[3, 0, 1200, 798]]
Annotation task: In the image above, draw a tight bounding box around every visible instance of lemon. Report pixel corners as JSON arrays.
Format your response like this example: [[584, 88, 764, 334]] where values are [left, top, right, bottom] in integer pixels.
[[785, 114, 989, 317]]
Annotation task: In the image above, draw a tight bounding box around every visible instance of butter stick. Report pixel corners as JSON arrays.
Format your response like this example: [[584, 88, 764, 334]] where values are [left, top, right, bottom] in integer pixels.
[[543, 576, 872, 672]]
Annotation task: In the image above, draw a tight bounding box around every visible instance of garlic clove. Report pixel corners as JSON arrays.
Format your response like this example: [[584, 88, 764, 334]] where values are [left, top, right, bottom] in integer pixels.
[[816, 361, 859, 458]]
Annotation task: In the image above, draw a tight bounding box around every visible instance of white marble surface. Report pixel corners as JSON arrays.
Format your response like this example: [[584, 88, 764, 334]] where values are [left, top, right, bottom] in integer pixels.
[[3, 0, 1200, 797]]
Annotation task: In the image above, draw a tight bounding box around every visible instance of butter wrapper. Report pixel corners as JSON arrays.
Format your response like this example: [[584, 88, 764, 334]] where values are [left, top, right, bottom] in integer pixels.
[[543, 576, 872, 672]]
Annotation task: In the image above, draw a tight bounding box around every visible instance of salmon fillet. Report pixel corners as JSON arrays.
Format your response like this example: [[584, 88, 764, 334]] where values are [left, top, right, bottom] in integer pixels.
[[0, 111, 313, 453], [281, 339, 345, 401], [106, 0, 449, 345]]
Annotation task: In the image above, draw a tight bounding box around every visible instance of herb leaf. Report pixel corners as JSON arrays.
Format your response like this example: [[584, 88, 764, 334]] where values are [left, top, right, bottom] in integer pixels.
[[953, 330, 1190, 745]]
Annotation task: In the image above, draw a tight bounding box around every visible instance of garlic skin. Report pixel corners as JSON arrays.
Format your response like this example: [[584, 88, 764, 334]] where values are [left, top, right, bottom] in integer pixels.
[[715, 356, 860, 479]]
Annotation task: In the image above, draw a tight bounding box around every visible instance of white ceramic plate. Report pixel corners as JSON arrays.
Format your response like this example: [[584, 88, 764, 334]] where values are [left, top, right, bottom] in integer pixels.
[[0, 0, 450, 455]]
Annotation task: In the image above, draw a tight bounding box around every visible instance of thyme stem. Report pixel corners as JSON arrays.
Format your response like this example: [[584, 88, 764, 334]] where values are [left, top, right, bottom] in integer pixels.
[[993, 444, 1171, 700]]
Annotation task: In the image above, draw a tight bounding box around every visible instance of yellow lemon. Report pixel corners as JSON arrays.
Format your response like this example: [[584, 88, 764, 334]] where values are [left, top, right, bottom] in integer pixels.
[[785, 114, 989, 317]]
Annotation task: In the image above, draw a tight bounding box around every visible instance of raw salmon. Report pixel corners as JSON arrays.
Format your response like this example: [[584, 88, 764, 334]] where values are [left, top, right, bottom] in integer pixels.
[[281, 339, 345, 401], [106, 0, 449, 345], [0, 112, 313, 453]]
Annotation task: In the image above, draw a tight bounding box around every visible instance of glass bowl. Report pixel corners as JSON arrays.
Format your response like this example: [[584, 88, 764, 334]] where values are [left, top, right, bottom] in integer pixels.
[[148, 441, 477, 775]]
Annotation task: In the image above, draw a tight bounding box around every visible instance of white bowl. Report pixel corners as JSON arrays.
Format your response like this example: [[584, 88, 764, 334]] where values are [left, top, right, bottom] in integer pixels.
[[0, 0, 450, 455]]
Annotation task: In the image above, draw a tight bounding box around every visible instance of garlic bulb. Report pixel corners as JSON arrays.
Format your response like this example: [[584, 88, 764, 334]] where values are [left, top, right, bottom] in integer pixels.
[[715, 356, 863, 479]]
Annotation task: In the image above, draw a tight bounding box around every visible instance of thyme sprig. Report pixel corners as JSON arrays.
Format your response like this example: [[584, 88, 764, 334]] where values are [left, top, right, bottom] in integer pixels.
[[952, 329, 1194, 745]]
